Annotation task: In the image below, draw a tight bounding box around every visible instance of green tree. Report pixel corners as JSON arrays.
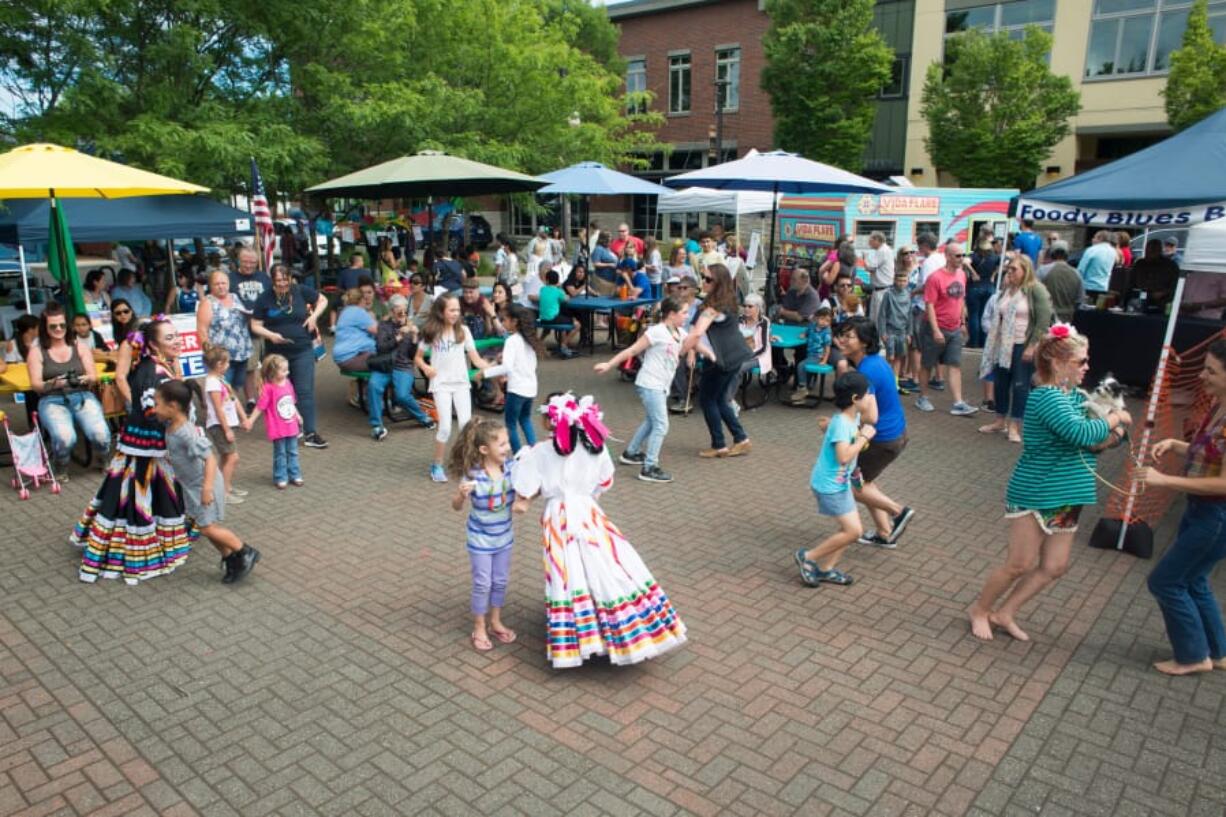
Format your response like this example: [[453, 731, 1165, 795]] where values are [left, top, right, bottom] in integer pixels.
[[761, 0, 893, 170], [920, 27, 1079, 190], [1164, 0, 1226, 131]]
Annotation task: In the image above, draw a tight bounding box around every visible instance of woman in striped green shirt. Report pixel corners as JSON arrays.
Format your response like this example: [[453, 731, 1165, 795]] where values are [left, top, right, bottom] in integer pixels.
[[969, 324, 1132, 642]]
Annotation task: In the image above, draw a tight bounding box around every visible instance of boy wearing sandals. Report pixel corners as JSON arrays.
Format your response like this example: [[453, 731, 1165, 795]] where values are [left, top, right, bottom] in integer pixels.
[[795, 372, 875, 587]]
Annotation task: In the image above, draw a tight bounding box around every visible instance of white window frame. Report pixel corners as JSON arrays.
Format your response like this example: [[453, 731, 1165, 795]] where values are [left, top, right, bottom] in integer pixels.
[[625, 56, 647, 115], [944, 1, 1055, 42], [714, 45, 741, 112], [668, 51, 692, 115], [1084, 0, 1226, 81]]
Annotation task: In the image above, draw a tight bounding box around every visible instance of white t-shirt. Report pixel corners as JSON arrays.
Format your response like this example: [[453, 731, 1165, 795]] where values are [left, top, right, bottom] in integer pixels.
[[115, 245, 139, 272], [519, 270, 543, 308], [482, 333, 538, 398], [204, 374, 240, 428], [919, 252, 945, 285], [636, 323, 686, 392], [428, 325, 477, 392]]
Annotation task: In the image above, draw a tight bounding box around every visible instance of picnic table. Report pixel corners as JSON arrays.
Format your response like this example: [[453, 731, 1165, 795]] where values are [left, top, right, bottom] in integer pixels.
[[565, 295, 659, 353]]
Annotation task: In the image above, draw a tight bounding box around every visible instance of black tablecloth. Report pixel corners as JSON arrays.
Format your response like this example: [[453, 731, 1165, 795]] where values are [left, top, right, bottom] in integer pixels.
[[1073, 308, 1224, 387]]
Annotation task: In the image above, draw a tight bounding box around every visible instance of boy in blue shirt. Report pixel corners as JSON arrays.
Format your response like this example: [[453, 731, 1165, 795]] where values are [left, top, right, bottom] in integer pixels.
[[538, 269, 580, 358], [795, 371, 875, 587], [790, 305, 833, 404]]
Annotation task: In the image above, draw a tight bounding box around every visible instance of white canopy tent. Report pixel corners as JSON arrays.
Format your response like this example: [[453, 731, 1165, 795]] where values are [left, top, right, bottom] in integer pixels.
[[656, 187, 778, 215], [1183, 217, 1226, 273]]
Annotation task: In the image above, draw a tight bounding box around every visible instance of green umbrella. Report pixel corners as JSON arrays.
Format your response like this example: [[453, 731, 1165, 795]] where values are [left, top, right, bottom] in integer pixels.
[[47, 199, 86, 317]]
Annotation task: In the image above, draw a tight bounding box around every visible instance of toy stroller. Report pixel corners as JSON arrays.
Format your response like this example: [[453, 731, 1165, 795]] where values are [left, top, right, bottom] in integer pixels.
[[2, 410, 61, 499]]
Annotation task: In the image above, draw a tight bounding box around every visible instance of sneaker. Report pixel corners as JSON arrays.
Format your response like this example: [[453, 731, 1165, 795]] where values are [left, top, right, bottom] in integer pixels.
[[347, 395, 362, 410], [275, 481, 288, 490], [430, 463, 448, 483], [950, 401, 979, 416], [979, 399, 996, 413], [727, 439, 752, 457], [897, 384, 914, 396], [794, 549, 820, 586], [668, 400, 689, 415], [638, 465, 673, 483], [417, 417, 437, 430], [899, 377, 920, 391], [915, 396, 935, 412], [812, 567, 854, 586], [930, 378, 946, 391], [371, 426, 389, 442], [227, 493, 245, 505], [857, 532, 896, 549], [290, 478, 304, 487], [619, 450, 646, 466], [230, 488, 249, 497], [303, 432, 329, 449], [888, 507, 915, 544], [558, 347, 578, 360]]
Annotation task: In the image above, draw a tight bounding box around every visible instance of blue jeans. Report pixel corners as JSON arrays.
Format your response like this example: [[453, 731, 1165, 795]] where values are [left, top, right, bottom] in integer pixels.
[[1147, 498, 1226, 665], [224, 358, 248, 393], [272, 435, 301, 484], [39, 391, 111, 464], [966, 283, 994, 348], [286, 349, 317, 435], [503, 393, 536, 453], [699, 365, 747, 450], [627, 386, 669, 467], [993, 343, 1034, 420], [367, 369, 432, 428]]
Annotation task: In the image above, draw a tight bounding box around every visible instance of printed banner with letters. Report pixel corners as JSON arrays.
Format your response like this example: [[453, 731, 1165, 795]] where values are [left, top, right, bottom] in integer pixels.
[[1015, 198, 1226, 229]]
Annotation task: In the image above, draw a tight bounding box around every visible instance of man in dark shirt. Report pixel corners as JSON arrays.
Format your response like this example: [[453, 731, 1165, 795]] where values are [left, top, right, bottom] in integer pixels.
[[772, 269, 820, 324], [228, 248, 273, 405], [432, 247, 465, 292], [1041, 242, 1086, 323], [1130, 238, 1180, 307]]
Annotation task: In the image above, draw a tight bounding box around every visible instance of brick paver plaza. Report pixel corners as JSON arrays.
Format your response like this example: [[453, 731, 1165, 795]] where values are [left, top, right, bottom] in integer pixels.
[[2, 353, 1222, 816]]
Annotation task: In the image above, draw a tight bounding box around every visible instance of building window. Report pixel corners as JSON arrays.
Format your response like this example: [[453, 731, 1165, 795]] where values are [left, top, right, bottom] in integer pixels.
[[631, 195, 660, 240], [880, 56, 909, 98], [626, 58, 646, 115], [715, 47, 740, 111], [914, 221, 942, 243], [1086, 0, 1226, 79], [945, 0, 1055, 40], [853, 221, 897, 252], [669, 53, 691, 114]]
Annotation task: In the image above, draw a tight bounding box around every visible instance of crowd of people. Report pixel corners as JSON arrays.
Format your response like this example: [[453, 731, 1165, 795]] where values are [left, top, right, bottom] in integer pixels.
[[3, 216, 1223, 676]]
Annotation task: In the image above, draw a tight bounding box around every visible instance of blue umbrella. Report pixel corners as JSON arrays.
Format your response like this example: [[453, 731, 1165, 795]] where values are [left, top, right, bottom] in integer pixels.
[[538, 162, 673, 196], [664, 150, 891, 302]]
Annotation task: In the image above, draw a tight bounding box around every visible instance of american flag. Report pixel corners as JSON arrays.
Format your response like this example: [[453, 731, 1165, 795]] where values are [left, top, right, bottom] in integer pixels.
[[250, 158, 274, 271]]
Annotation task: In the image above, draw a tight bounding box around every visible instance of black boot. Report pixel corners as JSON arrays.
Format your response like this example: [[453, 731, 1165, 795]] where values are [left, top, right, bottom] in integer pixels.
[[228, 544, 261, 584], [220, 550, 243, 584]]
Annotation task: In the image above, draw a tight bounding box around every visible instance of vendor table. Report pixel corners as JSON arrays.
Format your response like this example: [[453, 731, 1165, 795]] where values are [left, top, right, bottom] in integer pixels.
[[565, 295, 659, 352], [1072, 307, 1224, 388]]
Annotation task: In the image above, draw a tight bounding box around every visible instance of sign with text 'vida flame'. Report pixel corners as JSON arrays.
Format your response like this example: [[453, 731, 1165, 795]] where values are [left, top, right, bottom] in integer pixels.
[[1015, 198, 1226, 228]]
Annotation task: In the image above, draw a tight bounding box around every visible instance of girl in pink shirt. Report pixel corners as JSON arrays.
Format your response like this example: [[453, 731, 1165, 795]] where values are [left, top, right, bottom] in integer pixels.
[[244, 354, 304, 489]]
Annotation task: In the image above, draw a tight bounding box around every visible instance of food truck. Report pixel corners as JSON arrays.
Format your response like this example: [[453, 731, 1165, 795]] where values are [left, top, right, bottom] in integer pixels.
[[775, 187, 1019, 266]]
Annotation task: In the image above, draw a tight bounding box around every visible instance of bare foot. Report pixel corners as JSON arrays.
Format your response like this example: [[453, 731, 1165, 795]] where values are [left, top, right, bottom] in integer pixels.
[[1153, 658, 1213, 676], [968, 605, 994, 640], [989, 612, 1030, 642]]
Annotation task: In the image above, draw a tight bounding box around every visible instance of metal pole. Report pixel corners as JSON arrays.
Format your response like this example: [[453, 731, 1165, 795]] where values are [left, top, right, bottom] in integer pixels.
[[1115, 270, 1188, 550], [714, 78, 728, 167], [766, 182, 779, 309], [17, 244, 31, 315]]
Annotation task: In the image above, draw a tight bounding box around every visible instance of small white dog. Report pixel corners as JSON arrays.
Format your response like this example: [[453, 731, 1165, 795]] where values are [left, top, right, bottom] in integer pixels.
[[1079, 373, 1126, 421]]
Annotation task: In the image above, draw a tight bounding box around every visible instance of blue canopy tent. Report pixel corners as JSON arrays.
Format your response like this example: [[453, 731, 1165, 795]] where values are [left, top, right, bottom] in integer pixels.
[[1011, 107, 1226, 559], [0, 194, 253, 244]]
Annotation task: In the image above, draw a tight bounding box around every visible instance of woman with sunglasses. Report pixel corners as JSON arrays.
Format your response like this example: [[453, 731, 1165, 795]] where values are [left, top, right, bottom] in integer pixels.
[[681, 264, 752, 458], [107, 299, 140, 401], [968, 324, 1131, 642], [405, 273, 434, 329], [27, 304, 111, 475], [73, 316, 193, 584]]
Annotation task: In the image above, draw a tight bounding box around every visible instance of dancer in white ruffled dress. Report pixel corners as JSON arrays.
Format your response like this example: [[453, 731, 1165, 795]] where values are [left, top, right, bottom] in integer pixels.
[[512, 393, 687, 669]]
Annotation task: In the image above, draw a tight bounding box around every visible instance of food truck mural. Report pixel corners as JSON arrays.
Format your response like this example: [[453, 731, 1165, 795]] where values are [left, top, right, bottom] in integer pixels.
[[776, 188, 1018, 264]]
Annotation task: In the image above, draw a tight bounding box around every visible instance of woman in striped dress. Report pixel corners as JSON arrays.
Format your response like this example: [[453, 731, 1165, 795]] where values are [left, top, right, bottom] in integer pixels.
[[969, 323, 1132, 641]]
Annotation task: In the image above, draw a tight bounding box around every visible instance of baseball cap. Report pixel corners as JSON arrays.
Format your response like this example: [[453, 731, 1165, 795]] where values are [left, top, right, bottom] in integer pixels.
[[666, 275, 682, 284], [1051, 239, 1070, 254], [1163, 236, 1179, 246]]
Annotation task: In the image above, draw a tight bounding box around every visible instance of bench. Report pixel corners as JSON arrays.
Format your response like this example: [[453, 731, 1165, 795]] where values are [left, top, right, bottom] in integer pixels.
[[786, 361, 834, 408]]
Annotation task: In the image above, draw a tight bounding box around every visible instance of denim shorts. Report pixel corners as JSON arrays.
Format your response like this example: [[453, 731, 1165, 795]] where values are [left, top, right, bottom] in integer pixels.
[[815, 488, 856, 517]]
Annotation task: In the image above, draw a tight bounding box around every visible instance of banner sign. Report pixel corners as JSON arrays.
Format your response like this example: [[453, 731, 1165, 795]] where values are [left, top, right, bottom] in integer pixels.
[[172, 313, 206, 379], [790, 221, 837, 242], [879, 196, 941, 216], [1016, 198, 1226, 228]]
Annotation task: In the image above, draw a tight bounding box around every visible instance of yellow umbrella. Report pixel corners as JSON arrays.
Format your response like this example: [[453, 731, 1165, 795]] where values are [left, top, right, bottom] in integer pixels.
[[0, 143, 208, 198], [0, 142, 208, 316]]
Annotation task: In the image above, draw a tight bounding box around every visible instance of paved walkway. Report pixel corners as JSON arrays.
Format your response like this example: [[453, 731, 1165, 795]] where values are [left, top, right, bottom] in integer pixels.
[[1, 352, 1220, 816]]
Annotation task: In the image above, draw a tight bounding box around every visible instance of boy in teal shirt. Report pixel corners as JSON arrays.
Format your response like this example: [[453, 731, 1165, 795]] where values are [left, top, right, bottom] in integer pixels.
[[538, 268, 580, 358]]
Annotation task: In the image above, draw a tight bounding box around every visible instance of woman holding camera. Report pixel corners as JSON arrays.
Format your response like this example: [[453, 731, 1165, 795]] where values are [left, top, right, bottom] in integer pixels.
[[27, 304, 111, 476]]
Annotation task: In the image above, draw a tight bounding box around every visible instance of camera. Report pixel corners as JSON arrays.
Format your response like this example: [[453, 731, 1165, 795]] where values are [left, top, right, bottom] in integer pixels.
[[65, 370, 83, 388]]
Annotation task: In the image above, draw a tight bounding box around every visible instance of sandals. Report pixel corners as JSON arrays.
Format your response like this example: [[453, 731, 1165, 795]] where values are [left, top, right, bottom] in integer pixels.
[[977, 423, 1006, 434], [490, 627, 517, 644], [794, 548, 854, 587], [471, 632, 494, 652]]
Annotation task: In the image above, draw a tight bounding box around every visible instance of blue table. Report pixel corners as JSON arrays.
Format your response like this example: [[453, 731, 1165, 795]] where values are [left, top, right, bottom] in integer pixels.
[[769, 323, 806, 350], [566, 295, 659, 351]]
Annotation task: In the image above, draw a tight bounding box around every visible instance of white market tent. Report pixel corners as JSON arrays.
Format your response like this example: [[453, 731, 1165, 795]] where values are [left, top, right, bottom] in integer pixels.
[[656, 187, 778, 215], [1183, 217, 1226, 273]]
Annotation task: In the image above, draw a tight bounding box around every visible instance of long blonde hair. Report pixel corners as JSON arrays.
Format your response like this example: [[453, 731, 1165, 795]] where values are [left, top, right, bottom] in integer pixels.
[[447, 418, 506, 478]]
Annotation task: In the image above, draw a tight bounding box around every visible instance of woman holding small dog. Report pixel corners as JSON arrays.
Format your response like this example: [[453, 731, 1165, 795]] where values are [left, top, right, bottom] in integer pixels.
[[969, 323, 1131, 642], [1138, 338, 1226, 676]]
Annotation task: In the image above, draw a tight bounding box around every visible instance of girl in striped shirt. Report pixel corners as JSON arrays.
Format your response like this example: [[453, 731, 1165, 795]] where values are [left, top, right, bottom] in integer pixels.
[[449, 418, 518, 653]]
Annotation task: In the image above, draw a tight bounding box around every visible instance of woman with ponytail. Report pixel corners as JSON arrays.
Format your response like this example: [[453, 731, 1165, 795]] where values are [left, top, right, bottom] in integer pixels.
[[511, 392, 687, 668], [968, 323, 1132, 642]]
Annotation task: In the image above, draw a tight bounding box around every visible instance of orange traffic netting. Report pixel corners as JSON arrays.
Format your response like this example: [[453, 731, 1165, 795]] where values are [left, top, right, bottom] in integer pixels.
[[1104, 328, 1226, 531]]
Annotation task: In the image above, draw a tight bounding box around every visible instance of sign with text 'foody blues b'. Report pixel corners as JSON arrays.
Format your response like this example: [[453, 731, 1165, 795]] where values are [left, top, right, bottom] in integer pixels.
[[1014, 198, 1226, 229]]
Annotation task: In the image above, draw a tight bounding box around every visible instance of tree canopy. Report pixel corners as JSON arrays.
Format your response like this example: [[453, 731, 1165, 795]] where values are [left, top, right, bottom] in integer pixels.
[[760, 0, 893, 171], [1163, 0, 1226, 132], [920, 27, 1079, 190], [0, 0, 661, 200]]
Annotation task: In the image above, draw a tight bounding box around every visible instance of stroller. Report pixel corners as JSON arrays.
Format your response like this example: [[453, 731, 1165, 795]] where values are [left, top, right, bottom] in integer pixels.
[[2, 410, 61, 499]]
